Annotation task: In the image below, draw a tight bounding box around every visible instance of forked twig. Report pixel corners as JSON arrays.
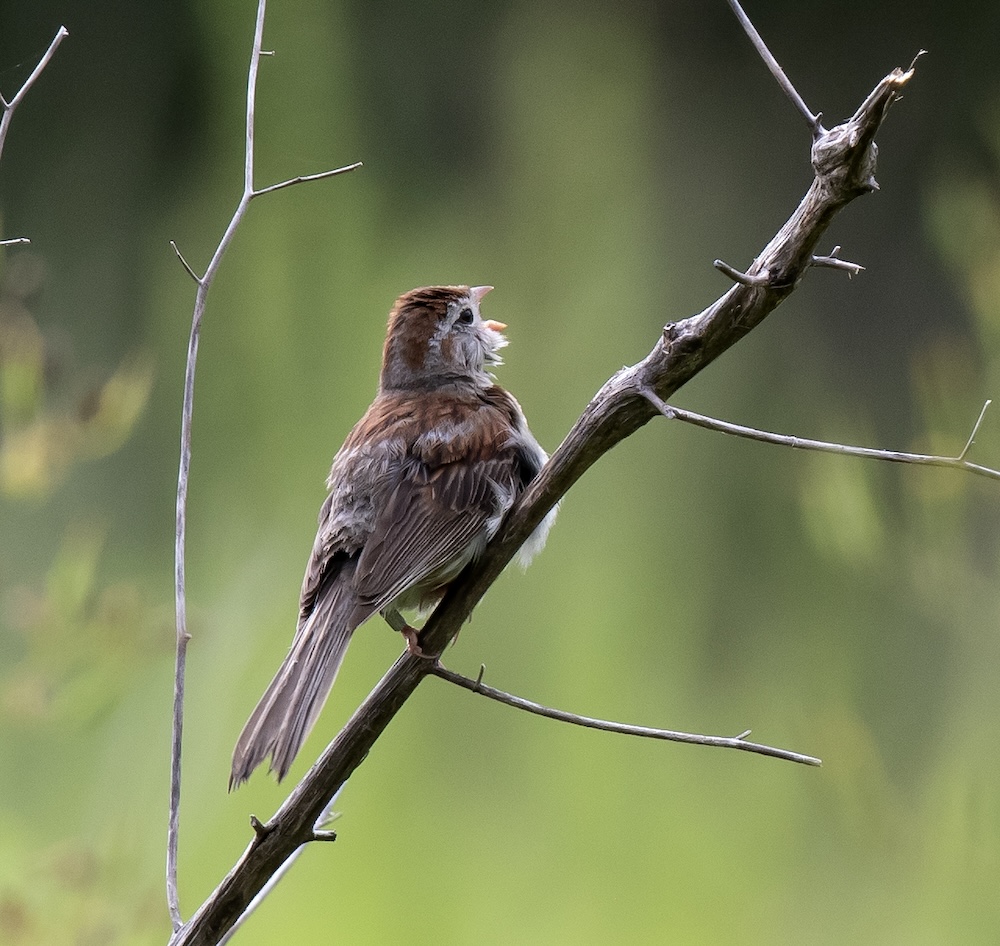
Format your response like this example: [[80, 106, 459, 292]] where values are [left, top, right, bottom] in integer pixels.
[[0, 26, 69, 166], [431, 663, 821, 766], [0, 27, 68, 248], [166, 0, 360, 930]]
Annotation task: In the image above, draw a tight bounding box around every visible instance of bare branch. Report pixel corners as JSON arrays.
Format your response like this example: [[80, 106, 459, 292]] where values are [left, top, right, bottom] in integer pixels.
[[431, 663, 822, 766], [166, 626, 190, 931], [0, 237, 30, 247], [640, 390, 1000, 483], [0, 26, 69, 166], [167, 0, 360, 930], [725, 0, 822, 135]]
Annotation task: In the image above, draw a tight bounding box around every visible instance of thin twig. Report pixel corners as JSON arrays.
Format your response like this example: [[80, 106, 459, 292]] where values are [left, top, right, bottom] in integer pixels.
[[642, 389, 1000, 482], [166, 0, 360, 929], [0, 26, 69, 167], [253, 163, 363, 197], [725, 0, 823, 136], [169, 241, 200, 284], [958, 399, 991, 461], [431, 663, 821, 766], [0, 237, 30, 247]]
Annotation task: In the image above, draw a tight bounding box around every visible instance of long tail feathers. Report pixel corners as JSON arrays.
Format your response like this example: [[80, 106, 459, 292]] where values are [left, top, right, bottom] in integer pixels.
[[230, 586, 359, 789]]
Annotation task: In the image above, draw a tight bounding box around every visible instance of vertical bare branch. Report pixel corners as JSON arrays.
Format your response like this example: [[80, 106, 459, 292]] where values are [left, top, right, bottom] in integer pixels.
[[168, 1, 267, 928], [167, 0, 359, 929]]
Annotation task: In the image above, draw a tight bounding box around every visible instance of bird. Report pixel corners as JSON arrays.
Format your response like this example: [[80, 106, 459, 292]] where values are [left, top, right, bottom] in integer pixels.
[[230, 285, 557, 787]]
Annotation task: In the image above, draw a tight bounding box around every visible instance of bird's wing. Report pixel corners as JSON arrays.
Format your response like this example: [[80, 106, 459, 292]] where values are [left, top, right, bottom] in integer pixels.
[[353, 456, 512, 612], [351, 392, 521, 614]]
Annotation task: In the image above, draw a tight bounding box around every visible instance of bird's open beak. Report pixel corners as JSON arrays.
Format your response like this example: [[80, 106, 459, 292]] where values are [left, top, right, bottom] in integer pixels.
[[471, 286, 504, 330]]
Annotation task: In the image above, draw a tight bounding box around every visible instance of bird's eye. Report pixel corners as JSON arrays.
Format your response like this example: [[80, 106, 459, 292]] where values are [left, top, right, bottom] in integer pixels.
[[457, 307, 474, 325]]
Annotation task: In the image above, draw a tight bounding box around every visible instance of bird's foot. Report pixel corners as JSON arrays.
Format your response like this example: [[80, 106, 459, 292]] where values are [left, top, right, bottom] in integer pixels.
[[400, 624, 427, 658]]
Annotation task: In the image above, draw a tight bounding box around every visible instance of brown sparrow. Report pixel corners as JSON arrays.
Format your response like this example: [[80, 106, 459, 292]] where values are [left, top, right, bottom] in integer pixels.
[[230, 285, 556, 787]]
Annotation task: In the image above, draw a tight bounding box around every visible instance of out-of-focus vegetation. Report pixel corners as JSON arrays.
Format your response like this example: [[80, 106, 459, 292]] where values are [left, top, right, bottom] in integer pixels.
[[2, 1, 1000, 943]]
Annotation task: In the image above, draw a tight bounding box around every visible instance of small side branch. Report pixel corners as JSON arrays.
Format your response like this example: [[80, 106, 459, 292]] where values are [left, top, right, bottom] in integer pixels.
[[811, 245, 864, 278], [169, 241, 200, 284], [714, 258, 775, 287], [642, 390, 1000, 482], [252, 162, 363, 198], [431, 663, 821, 767], [958, 400, 991, 460]]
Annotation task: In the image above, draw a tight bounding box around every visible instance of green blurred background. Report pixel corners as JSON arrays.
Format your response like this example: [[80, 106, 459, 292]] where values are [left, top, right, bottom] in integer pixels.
[[2, 1, 1000, 942]]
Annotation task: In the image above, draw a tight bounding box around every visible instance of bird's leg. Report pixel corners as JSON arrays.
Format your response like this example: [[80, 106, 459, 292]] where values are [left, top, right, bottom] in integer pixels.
[[383, 607, 428, 657], [400, 626, 425, 657]]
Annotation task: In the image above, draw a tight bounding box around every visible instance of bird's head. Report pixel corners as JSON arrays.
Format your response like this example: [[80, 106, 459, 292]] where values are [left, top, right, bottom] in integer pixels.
[[379, 285, 508, 391]]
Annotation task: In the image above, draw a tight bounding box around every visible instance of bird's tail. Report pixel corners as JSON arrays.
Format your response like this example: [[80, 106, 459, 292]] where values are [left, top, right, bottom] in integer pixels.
[[230, 581, 360, 789]]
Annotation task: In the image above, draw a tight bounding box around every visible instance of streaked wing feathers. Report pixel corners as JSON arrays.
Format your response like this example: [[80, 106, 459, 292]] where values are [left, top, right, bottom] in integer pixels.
[[354, 454, 515, 611], [349, 387, 521, 612]]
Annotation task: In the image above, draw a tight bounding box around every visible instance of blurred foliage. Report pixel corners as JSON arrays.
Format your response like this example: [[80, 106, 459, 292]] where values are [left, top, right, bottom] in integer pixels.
[[2, 1, 1000, 944], [0, 252, 154, 498]]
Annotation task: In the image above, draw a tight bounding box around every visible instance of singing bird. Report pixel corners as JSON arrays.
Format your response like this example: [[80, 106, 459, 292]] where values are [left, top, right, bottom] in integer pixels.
[[230, 285, 556, 787]]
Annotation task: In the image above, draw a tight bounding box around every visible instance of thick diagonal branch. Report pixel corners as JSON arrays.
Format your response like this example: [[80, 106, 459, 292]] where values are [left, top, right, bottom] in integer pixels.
[[170, 60, 917, 946]]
